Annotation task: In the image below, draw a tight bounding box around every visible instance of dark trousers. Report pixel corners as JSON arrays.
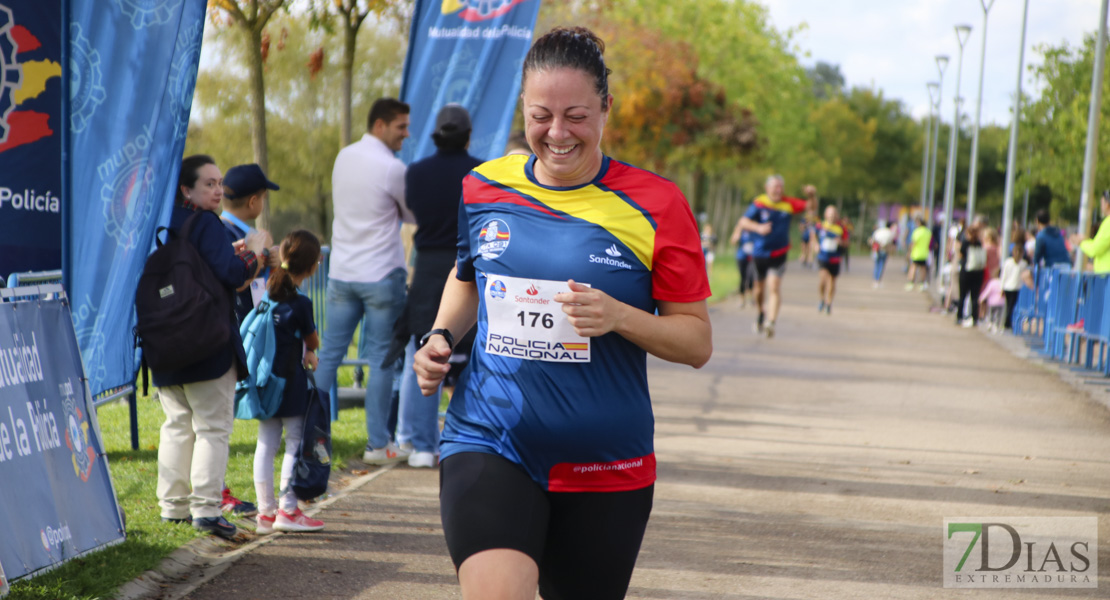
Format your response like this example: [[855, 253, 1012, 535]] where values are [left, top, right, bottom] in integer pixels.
[[1003, 289, 1020, 330], [957, 270, 985, 324], [737, 257, 754, 294]]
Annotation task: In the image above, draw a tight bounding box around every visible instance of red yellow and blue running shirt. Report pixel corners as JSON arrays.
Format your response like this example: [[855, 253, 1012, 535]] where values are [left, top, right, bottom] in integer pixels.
[[442, 154, 711, 492], [743, 194, 809, 258], [816, 220, 846, 264]]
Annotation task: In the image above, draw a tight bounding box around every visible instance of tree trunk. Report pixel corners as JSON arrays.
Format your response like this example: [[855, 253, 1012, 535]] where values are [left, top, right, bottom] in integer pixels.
[[341, 18, 358, 149], [246, 24, 270, 231]]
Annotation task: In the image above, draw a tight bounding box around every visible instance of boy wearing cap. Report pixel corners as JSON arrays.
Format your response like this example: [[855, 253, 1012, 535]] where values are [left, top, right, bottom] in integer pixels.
[[222, 163, 280, 322], [216, 164, 279, 518]]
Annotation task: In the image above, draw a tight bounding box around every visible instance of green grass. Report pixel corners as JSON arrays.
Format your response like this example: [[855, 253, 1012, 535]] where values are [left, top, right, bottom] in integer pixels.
[[708, 257, 740, 304], [5, 382, 371, 600]]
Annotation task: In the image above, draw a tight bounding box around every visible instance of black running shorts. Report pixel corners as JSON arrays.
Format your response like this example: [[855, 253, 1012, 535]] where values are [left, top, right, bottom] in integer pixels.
[[819, 260, 841, 277], [440, 452, 654, 600], [753, 254, 788, 280]]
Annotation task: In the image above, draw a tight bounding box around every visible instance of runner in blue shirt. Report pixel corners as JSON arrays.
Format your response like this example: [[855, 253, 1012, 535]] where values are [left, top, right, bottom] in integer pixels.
[[735, 175, 810, 337], [412, 26, 712, 600], [816, 205, 847, 314]]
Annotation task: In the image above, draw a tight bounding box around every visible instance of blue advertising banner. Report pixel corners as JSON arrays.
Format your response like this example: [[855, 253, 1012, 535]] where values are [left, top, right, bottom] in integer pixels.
[[0, 1, 63, 278], [66, 0, 207, 397], [0, 295, 125, 582], [399, 0, 540, 164]]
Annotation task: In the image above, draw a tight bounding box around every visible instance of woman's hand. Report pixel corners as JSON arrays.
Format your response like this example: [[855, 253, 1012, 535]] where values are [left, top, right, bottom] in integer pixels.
[[553, 280, 627, 337], [414, 336, 452, 396], [303, 349, 318, 371]]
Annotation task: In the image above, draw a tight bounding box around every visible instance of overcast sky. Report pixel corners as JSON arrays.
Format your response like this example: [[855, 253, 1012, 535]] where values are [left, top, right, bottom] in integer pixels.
[[760, 0, 1099, 126]]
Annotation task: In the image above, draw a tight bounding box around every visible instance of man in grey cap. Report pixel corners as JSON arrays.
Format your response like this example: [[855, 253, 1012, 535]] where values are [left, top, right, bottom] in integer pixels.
[[389, 103, 483, 468]]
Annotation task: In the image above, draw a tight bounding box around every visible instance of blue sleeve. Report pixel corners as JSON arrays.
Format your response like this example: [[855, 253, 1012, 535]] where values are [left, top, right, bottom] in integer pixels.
[[455, 197, 475, 281], [743, 203, 760, 221], [189, 212, 253, 290], [1033, 234, 1045, 266], [296, 295, 316, 336]]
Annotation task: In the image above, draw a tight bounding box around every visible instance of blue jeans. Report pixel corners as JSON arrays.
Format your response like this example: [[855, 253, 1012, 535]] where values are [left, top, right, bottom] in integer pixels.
[[397, 336, 441, 453], [873, 251, 888, 282], [315, 269, 406, 449]]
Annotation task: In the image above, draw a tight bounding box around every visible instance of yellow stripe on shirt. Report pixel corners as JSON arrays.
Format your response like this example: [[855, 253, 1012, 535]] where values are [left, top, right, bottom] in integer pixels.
[[474, 157, 656, 270]]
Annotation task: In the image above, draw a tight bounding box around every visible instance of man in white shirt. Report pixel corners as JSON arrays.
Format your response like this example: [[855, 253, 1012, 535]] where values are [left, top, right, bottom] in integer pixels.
[[869, 220, 895, 287], [318, 98, 415, 465]]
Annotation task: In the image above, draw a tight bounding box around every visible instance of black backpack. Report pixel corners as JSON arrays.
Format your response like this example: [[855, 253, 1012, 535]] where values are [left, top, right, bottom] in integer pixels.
[[135, 212, 232, 372], [290, 373, 332, 501]]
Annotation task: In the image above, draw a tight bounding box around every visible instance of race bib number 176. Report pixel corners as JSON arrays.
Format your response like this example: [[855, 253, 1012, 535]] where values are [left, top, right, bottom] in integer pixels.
[[484, 274, 591, 363]]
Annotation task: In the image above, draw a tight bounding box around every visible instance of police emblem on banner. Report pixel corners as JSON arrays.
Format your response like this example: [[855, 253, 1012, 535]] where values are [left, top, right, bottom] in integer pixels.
[[442, 0, 529, 22], [99, 131, 156, 249], [62, 388, 96, 482], [0, 5, 22, 145], [68, 23, 105, 133], [115, 0, 184, 30]]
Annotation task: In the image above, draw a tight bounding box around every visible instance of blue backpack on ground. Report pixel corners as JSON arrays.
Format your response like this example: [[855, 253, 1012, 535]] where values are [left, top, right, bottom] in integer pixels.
[[234, 293, 297, 420], [290, 373, 331, 501]]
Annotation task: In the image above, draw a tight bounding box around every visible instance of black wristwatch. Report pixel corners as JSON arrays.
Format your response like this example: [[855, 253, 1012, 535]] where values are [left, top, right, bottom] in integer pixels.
[[419, 328, 454, 351]]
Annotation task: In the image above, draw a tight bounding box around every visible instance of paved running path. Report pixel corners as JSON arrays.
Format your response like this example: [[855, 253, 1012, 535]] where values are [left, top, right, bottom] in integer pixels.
[[184, 258, 1109, 599]]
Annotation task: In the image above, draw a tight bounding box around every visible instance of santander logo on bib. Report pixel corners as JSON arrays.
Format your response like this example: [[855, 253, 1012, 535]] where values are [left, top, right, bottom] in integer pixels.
[[526, 283, 539, 296]]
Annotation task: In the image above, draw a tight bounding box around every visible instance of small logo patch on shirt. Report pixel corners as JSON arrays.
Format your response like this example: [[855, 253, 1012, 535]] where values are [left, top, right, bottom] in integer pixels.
[[159, 285, 174, 298]]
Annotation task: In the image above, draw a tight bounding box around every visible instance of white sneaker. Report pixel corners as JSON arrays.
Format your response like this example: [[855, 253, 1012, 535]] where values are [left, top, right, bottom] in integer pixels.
[[273, 508, 324, 532], [362, 442, 410, 465], [408, 451, 438, 468], [764, 322, 775, 339], [256, 513, 276, 535]]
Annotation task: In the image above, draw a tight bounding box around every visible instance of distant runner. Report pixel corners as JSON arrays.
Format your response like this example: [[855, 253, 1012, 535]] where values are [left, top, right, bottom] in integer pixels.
[[735, 175, 810, 338], [816, 205, 846, 314]]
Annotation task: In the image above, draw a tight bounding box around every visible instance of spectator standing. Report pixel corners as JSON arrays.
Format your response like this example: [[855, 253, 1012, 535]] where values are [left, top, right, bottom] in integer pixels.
[[253, 230, 326, 534], [869, 220, 894, 287], [905, 216, 931, 291], [155, 155, 264, 539], [1000, 244, 1027, 330], [392, 104, 483, 469], [1074, 191, 1110, 274], [316, 98, 415, 465], [216, 163, 286, 518], [957, 224, 987, 327], [978, 276, 1005, 333], [221, 163, 280, 322], [1032, 210, 1071, 268], [980, 228, 1002, 319]]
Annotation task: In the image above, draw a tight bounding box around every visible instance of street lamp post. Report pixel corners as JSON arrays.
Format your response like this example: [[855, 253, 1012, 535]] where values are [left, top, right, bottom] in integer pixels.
[[927, 56, 949, 227], [1000, 0, 1030, 255], [966, 0, 996, 225], [938, 25, 973, 289], [920, 82, 939, 214], [1076, 0, 1110, 271]]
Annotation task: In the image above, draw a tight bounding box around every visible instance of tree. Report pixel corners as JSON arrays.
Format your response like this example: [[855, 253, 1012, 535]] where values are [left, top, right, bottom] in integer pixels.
[[844, 86, 918, 202], [807, 97, 875, 202], [807, 61, 845, 100], [209, 0, 287, 231], [1021, 33, 1110, 222], [309, 0, 412, 148], [187, 12, 407, 239]]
